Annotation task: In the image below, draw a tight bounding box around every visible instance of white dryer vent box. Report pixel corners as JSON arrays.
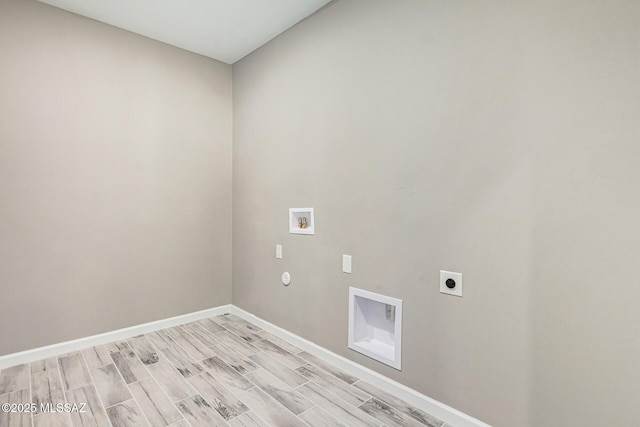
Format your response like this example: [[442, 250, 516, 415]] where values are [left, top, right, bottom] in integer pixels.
[[348, 287, 402, 370]]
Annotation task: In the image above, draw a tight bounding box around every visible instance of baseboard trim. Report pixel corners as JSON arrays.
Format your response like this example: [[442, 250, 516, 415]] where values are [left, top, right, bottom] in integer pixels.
[[1, 303, 491, 427], [0, 304, 232, 370], [230, 305, 492, 427]]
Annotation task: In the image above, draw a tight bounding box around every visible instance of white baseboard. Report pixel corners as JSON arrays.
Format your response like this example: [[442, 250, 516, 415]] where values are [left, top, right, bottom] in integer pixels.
[[230, 305, 492, 427], [0, 304, 232, 370], [0, 303, 491, 427]]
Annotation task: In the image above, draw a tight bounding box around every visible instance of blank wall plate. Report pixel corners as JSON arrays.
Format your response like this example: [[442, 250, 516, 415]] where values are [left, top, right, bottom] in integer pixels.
[[343, 255, 352, 273], [440, 270, 463, 297]]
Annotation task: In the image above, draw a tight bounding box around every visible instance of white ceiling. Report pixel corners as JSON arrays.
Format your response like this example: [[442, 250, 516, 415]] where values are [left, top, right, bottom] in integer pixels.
[[37, 0, 332, 64]]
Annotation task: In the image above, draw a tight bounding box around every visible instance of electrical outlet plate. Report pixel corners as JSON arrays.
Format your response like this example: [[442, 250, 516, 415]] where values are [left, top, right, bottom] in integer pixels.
[[342, 255, 352, 273], [440, 270, 463, 297], [276, 245, 282, 259]]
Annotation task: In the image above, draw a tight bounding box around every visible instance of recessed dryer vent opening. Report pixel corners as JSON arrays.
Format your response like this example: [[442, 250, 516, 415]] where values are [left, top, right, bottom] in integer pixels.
[[348, 287, 402, 370]]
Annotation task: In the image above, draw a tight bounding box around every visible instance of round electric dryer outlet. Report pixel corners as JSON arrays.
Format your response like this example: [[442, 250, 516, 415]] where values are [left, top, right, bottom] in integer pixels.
[[282, 272, 291, 286], [440, 270, 462, 297]]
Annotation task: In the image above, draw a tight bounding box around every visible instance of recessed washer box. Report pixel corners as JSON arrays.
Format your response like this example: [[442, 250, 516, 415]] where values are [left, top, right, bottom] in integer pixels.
[[289, 208, 314, 235], [348, 287, 402, 370]]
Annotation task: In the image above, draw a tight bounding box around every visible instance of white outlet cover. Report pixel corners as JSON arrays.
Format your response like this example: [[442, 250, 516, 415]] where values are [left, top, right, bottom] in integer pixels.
[[276, 244, 282, 259], [440, 270, 462, 297], [342, 255, 352, 274]]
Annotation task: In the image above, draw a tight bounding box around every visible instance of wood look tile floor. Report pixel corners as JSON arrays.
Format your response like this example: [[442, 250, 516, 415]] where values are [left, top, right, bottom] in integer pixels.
[[0, 314, 448, 427]]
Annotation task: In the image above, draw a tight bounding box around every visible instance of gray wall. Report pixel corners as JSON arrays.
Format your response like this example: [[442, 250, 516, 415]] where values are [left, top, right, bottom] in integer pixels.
[[233, 1, 640, 426], [0, 0, 233, 356], [2, 0, 639, 425]]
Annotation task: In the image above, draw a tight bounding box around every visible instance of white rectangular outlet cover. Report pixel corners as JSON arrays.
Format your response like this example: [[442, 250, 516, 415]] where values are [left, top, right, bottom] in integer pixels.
[[276, 245, 282, 259], [440, 270, 463, 297], [342, 255, 352, 273]]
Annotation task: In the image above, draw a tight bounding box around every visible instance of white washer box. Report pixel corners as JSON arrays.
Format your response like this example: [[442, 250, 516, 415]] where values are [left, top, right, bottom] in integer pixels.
[[289, 208, 314, 235], [348, 287, 402, 370]]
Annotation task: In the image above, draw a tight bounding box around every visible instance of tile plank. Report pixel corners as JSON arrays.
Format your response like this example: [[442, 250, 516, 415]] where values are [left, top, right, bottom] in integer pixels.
[[212, 314, 243, 326], [297, 382, 380, 427], [187, 372, 249, 420], [30, 358, 57, 374], [67, 385, 111, 427], [353, 381, 444, 427], [296, 364, 370, 406], [222, 321, 262, 343], [0, 364, 29, 395], [0, 388, 31, 427], [221, 315, 262, 333], [81, 346, 111, 370], [214, 332, 259, 358], [197, 318, 227, 334], [58, 354, 91, 391], [111, 348, 150, 384], [245, 368, 313, 415], [358, 398, 426, 427], [237, 319, 263, 332], [228, 411, 269, 427], [128, 336, 161, 365], [33, 412, 72, 427], [252, 339, 305, 369], [91, 364, 132, 407], [249, 352, 308, 388], [299, 405, 347, 427], [165, 327, 215, 361], [104, 341, 130, 354], [162, 326, 187, 341], [146, 331, 176, 351], [106, 399, 150, 427], [176, 394, 227, 427], [129, 377, 183, 426], [182, 323, 221, 347], [161, 345, 205, 378], [238, 387, 306, 426], [146, 361, 196, 403], [201, 356, 254, 395], [211, 341, 259, 375], [257, 332, 302, 355], [298, 351, 359, 384], [30, 357, 65, 414]]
